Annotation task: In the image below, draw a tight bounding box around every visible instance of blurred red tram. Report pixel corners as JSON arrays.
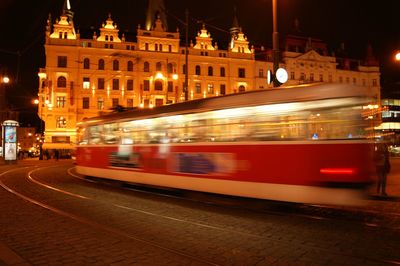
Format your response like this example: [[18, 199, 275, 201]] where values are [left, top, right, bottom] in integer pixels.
[[75, 83, 378, 205]]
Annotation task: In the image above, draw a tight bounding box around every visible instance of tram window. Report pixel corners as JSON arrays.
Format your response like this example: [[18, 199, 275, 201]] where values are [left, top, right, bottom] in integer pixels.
[[103, 123, 120, 144], [88, 125, 103, 144]]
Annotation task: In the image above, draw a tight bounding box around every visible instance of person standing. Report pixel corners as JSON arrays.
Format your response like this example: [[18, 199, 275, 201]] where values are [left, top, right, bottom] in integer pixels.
[[375, 143, 390, 196]]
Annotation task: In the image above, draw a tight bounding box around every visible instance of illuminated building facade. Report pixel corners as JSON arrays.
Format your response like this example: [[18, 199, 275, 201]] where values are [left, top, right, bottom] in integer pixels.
[[38, 0, 381, 149]]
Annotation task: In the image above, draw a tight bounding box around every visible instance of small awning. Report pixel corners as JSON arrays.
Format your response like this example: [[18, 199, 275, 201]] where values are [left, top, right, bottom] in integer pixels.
[[42, 143, 75, 150]]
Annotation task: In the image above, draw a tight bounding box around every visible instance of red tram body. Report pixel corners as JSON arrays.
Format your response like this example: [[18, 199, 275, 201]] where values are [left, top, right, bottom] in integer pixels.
[[76, 84, 378, 205]]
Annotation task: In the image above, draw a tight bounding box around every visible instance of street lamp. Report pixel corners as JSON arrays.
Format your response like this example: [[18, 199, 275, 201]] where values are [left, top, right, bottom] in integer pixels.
[[395, 51, 400, 62]]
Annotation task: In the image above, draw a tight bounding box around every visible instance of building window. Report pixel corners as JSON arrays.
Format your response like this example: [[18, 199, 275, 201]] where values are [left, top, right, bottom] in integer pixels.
[[353, 77, 357, 84], [98, 78, 105, 90], [145, 43, 149, 50], [156, 62, 162, 71], [83, 77, 90, 89], [56, 116, 67, 128], [195, 82, 201, 94], [127, 98, 133, 107], [143, 80, 150, 91], [310, 73, 314, 82], [167, 81, 173, 92], [329, 74, 333, 82], [127, 61, 133, 71], [167, 63, 173, 74], [208, 66, 213, 76], [112, 98, 119, 108], [127, 79, 133, 91], [57, 76, 67, 88], [220, 84, 226, 95], [300, 73, 305, 80], [259, 69, 264, 78], [169, 45, 172, 52], [373, 79, 378, 86], [362, 79, 366, 86], [220, 67, 226, 77], [155, 44, 158, 51], [207, 83, 214, 94], [113, 60, 119, 71], [290, 72, 295, 80], [346, 77, 350, 83], [159, 44, 163, 51], [57, 56, 67, 68], [97, 98, 104, 110], [82, 97, 90, 109], [238, 85, 245, 93], [238, 68, 246, 78], [154, 80, 163, 91], [144, 62, 150, 72], [56, 96, 66, 108], [98, 59, 105, 70], [110, 36, 114, 42], [319, 74, 323, 82], [195, 65, 201, 75], [83, 58, 90, 69], [112, 79, 119, 90]]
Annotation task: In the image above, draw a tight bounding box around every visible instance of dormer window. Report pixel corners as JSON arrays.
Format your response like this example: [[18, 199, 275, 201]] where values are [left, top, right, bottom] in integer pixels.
[[64, 32, 67, 39], [105, 35, 109, 41], [110, 36, 114, 42]]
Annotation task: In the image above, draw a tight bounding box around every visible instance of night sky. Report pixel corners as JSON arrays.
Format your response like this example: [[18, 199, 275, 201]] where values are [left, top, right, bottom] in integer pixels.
[[1, 0, 400, 126]]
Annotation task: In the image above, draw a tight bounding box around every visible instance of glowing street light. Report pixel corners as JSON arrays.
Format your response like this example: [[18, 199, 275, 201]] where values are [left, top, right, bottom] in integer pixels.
[[395, 51, 400, 61], [2, 76, 9, 84]]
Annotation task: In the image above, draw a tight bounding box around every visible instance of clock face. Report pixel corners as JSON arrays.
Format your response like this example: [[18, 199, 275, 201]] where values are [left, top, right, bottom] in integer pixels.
[[276, 68, 288, 83]]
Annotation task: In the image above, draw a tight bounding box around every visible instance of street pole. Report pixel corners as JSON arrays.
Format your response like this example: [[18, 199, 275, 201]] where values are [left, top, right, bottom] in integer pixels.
[[272, 0, 280, 87], [184, 8, 189, 101]]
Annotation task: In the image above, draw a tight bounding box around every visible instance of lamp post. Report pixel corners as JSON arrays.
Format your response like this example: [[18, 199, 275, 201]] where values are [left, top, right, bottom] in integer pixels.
[[272, 0, 280, 87], [34, 98, 46, 160]]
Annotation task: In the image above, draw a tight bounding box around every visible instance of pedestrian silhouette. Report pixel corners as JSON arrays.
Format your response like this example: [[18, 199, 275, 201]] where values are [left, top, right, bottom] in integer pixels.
[[374, 143, 390, 196], [54, 149, 59, 161]]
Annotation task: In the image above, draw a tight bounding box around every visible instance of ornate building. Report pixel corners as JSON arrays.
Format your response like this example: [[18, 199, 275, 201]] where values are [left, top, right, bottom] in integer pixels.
[[37, 0, 380, 150]]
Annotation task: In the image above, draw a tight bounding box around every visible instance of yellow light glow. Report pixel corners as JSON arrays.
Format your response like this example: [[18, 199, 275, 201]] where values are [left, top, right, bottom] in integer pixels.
[[155, 72, 165, 80], [172, 74, 178, 80], [2, 76, 10, 84], [38, 73, 47, 79], [396, 52, 400, 61]]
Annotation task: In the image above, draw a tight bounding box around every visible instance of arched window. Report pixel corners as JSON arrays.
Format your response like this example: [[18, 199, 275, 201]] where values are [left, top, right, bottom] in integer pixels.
[[156, 62, 162, 71], [83, 58, 90, 69], [144, 61, 150, 72], [220, 67, 225, 77], [113, 60, 119, 71], [195, 65, 201, 75], [167, 63, 173, 74], [57, 76, 67, 88], [127, 61, 133, 71], [98, 59, 105, 70], [154, 80, 163, 91], [208, 66, 213, 76], [238, 85, 245, 93]]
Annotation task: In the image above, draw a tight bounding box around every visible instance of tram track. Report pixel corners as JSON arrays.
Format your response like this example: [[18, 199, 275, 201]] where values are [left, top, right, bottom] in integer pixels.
[[0, 166, 221, 265], [1, 162, 400, 265]]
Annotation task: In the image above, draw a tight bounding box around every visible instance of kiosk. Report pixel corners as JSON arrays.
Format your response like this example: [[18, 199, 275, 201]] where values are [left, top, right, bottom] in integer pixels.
[[1, 120, 19, 164]]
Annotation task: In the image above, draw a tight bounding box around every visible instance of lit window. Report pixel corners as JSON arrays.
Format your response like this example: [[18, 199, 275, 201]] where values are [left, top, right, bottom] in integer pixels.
[[83, 77, 90, 89], [56, 96, 66, 108], [56, 116, 67, 128]]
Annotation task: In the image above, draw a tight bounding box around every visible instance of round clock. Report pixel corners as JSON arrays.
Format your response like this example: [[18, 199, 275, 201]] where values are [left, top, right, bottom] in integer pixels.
[[275, 68, 288, 84]]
